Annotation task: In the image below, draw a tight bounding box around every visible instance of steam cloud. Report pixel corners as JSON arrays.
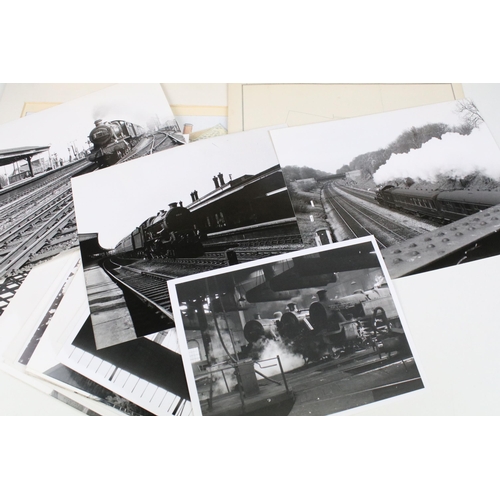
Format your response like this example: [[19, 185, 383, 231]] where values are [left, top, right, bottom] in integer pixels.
[[254, 339, 305, 378], [91, 102, 164, 130], [373, 129, 500, 185]]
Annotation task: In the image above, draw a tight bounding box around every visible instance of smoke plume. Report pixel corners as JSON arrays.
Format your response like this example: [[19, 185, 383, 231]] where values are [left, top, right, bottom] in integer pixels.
[[373, 128, 500, 185]]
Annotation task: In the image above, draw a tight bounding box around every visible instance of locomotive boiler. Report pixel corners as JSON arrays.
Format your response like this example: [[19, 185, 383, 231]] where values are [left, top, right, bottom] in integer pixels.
[[307, 286, 409, 359], [241, 283, 404, 363], [88, 119, 146, 168], [114, 202, 204, 259]]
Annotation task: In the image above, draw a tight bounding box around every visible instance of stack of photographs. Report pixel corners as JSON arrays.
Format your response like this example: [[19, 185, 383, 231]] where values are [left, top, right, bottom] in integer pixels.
[[0, 84, 185, 415], [2, 84, 499, 416]]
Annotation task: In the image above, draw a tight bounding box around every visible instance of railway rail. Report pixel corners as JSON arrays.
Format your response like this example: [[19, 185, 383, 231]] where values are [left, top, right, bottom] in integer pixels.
[[117, 130, 178, 164], [0, 160, 92, 210], [103, 259, 175, 321], [0, 199, 75, 277], [335, 183, 377, 203], [0, 160, 95, 313], [0, 190, 74, 248], [283, 346, 422, 416], [100, 234, 304, 325], [323, 182, 427, 248]]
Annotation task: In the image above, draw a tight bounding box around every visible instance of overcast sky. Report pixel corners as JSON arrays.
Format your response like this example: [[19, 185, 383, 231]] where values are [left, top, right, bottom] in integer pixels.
[[71, 126, 281, 248], [270, 100, 499, 173]]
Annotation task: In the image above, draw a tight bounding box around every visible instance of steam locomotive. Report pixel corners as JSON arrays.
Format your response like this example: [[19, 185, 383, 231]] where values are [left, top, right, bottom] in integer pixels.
[[243, 285, 409, 363], [375, 185, 500, 223], [114, 202, 204, 259], [88, 119, 146, 168]]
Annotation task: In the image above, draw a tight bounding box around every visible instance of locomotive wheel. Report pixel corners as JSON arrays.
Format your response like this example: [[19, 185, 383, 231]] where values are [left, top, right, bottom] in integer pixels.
[[330, 347, 341, 360]]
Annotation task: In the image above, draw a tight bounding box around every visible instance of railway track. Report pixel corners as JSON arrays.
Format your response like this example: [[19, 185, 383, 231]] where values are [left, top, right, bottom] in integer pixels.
[[0, 161, 92, 215], [118, 135, 155, 163], [0, 189, 74, 248], [0, 270, 30, 315], [103, 259, 175, 321], [0, 199, 76, 278], [323, 183, 426, 248], [0, 128, 176, 314], [102, 234, 304, 323], [284, 347, 422, 416], [117, 129, 180, 164], [0, 161, 94, 314], [335, 183, 377, 203]]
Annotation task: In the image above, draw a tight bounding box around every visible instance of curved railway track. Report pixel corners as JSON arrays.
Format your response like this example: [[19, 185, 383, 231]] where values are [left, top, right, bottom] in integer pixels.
[[335, 184, 377, 203], [103, 259, 175, 321], [117, 130, 178, 164], [323, 183, 427, 248], [102, 235, 304, 322], [118, 135, 155, 163]]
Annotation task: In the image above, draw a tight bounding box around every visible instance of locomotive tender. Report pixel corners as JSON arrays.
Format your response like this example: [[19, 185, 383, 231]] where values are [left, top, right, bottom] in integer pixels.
[[375, 185, 500, 222], [88, 119, 146, 168], [114, 202, 204, 259]]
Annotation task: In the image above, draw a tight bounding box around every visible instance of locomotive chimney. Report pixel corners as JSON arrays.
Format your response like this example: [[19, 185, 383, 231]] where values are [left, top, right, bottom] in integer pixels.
[[317, 290, 328, 302], [168, 202, 178, 209], [94, 119, 103, 127]]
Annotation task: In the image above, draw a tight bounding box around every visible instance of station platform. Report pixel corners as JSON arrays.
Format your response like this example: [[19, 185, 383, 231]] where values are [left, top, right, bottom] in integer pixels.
[[84, 264, 137, 349]]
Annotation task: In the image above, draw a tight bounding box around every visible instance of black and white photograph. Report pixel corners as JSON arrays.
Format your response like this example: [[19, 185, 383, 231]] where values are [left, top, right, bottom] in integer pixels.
[[0, 242, 193, 416], [168, 236, 424, 416], [270, 99, 500, 278], [22, 255, 170, 416], [71, 127, 303, 353], [0, 83, 180, 315], [60, 319, 192, 416]]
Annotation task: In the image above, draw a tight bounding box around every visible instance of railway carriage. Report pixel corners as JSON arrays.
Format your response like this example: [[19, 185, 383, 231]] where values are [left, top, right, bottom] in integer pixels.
[[375, 185, 500, 223], [434, 190, 500, 220], [188, 165, 299, 242], [114, 228, 142, 256]]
